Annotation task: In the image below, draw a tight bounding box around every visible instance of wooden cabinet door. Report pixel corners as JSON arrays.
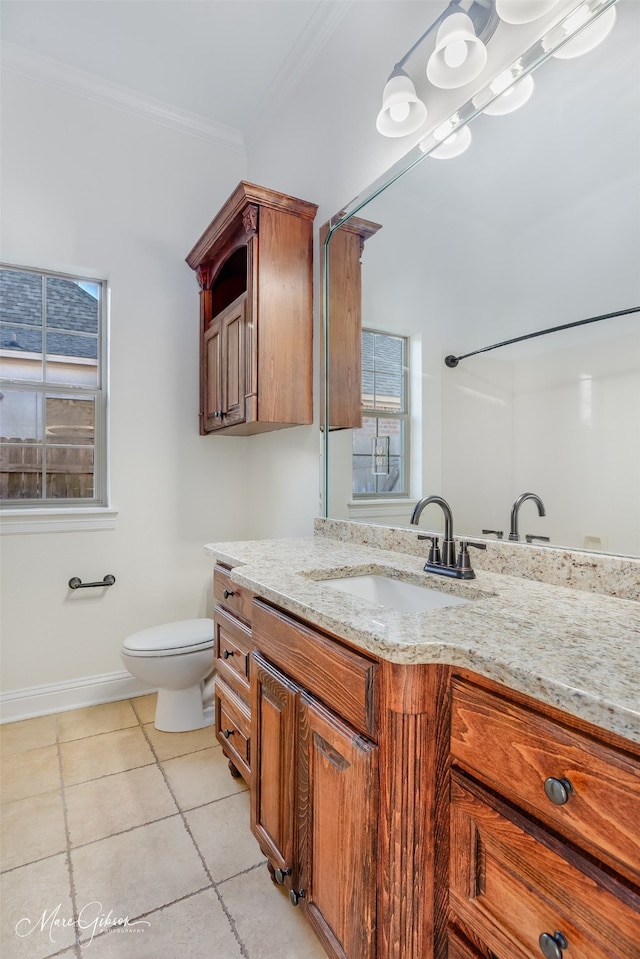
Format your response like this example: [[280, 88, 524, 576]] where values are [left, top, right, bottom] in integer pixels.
[[296, 693, 378, 959], [202, 316, 223, 432], [251, 652, 298, 880], [450, 774, 640, 959], [220, 296, 246, 428]]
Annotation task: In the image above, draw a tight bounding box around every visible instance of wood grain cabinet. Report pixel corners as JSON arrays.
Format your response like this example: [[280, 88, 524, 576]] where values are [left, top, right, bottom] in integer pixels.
[[187, 182, 317, 435], [320, 216, 381, 430], [213, 564, 255, 782], [251, 600, 378, 959], [449, 677, 640, 959]]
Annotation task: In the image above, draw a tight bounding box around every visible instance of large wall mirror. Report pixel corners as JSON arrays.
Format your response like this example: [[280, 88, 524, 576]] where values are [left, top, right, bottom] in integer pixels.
[[323, 0, 639, 558]]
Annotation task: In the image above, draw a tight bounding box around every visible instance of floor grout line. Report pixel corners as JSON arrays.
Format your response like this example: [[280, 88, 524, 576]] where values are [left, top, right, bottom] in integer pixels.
[[1, 695, 318, 959], [54, 716, 82, 957], [137, 703, 252, 959]]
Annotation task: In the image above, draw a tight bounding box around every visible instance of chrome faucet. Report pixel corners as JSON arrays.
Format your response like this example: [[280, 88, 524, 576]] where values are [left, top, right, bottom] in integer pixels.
[[509, 492, 546, 542], [411, 495, 486, 578]]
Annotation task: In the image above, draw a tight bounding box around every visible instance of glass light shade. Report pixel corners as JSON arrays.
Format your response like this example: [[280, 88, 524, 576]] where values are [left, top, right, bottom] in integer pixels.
[[484, 73, 535, 115], [553, 5, 616, 59], [427, 13, 488, 89], [427, 124, 472, 159], [496, 1, 560, 24], [376, 70, 428, 137]]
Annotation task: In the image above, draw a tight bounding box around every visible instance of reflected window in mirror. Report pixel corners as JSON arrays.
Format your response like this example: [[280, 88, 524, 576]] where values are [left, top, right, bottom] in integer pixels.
[[353, 330, 410, 497]]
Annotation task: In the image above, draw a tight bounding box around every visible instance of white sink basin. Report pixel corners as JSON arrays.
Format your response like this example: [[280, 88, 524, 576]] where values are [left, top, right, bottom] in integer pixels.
[[322, 574, 471, 613]]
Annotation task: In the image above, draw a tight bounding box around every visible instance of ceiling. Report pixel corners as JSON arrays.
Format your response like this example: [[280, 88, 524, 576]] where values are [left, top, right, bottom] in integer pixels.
[[0, 0, 351, 148]]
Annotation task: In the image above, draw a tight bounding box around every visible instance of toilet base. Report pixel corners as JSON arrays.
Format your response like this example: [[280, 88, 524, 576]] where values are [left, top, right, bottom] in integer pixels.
[[154, 685, 214, 733]]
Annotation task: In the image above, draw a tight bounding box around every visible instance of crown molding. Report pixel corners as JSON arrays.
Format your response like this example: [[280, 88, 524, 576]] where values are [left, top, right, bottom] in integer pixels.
[[1, 43, 246, 155], [245, 0, 353, 150]]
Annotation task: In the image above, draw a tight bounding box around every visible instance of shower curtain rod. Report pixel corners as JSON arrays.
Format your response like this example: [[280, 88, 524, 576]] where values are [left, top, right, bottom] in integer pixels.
[[444, 305, 640, 368]]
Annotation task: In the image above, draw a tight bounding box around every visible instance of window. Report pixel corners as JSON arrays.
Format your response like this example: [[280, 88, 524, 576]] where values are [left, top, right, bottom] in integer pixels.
[[0, 265, 108, 507], [352, 329, 409, 496]]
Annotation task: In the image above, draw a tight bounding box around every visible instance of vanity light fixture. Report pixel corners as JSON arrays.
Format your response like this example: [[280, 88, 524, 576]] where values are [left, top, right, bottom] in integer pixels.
[[551, 2, 616, 58], [376, 0, 500, 138], [483, 70, 534, 115], [495, 0, 560, 24], [426, 11, 489, 89], [376, 0, 618, 150], [376, 67, 429, 137], [430, 125, 473, 158], [422, 113, 473, 158]]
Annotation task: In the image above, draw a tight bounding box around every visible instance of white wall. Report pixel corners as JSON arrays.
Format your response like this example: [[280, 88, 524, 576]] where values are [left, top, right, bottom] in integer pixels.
[[0, 70, 250, 694], [0, 1, 429, 699]]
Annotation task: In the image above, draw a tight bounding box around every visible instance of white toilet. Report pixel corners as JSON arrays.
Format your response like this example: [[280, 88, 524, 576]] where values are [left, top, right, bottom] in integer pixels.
[[121, 618, 215, 732]]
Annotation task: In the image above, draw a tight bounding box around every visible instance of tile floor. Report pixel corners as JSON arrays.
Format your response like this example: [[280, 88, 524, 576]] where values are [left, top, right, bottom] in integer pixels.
[[0, 695, 329, 959]]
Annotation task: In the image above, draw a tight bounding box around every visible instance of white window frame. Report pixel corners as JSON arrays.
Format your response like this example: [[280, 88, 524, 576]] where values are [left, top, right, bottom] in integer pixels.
[[352, 328, 410, 499], [0, 264, 110, 523]]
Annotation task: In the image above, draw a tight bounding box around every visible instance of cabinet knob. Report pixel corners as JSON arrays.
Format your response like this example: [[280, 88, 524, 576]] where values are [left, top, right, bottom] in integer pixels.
[[274, 867, 291, 885], [223, 588, 236, 599], [289, 888, 305, 907], [222, 649, 234, 659], [544, 777, 573, 805], [539, 931, 568, 959], [222, 728, 235, 739]]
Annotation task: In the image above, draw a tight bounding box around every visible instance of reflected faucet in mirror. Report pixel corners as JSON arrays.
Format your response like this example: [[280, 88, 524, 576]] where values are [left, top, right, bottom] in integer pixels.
[[509, 492, 546, 542]]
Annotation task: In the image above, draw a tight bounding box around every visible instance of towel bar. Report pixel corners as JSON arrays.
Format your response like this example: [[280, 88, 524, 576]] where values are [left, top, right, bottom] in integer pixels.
[[68, 574, 116, 589]]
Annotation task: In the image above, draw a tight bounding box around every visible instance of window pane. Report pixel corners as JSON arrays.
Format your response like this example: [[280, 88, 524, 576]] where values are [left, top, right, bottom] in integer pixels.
[[45, 396, 95, 445], [0, 390, 43, 442], [46, 277, 98, 334], [46, 446, 94, 499], [46, 333, 98, 386], [374, 334, 403, 373], [378, 456, 403, 493], [0, 442, 43, 500], [0, 270, 42, 326], [352, 416, 377, 454], [378, 418, 403, 454], [0, 266, 106, 508], [0, 324, 44, 381], [372, 372, 403, 411], [352, 456, 376, 494]]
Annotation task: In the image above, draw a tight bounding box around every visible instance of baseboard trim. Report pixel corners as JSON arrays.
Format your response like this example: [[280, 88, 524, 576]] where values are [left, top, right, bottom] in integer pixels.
[[0, 671, 156, 724]]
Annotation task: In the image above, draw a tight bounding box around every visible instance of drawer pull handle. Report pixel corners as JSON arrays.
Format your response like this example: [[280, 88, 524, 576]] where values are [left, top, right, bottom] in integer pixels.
[[544, 777, 573, 805], [222, 649, 234, 659], [223, 589, 236, 599], [289, 888, 306, 907], [539, 931, 568, 959], [274, 867, 291, 885], [222, 728, 235, 739]]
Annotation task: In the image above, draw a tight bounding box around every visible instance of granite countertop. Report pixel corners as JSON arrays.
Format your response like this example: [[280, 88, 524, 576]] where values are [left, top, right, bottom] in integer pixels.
[[204, 535, 640, 745]]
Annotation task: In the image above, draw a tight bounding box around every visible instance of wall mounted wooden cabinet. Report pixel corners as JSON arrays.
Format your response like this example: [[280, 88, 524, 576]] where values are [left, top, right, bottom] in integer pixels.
[[320, 216, 381, 430], [187, 182, 317, 435]]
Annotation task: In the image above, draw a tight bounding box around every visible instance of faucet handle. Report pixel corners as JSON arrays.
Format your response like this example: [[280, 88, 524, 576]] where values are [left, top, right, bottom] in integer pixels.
[[482, 529, 503, 540], [456, 540, 487, 574], [418, 534, 442, 566]]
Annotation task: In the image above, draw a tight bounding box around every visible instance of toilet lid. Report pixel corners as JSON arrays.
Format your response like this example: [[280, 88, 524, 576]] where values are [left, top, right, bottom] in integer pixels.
[[122, 618, 214, 656]]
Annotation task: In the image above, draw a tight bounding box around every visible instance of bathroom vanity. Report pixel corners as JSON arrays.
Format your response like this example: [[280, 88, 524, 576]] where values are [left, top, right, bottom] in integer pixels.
[[207, 525, 640, 959]]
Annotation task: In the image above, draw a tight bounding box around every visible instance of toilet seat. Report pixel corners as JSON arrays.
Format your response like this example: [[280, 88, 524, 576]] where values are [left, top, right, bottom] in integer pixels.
[[122, 618, 214, 658]]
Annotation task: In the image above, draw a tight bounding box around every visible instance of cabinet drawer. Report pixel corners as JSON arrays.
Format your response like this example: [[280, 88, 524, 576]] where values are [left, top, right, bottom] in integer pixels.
[[215, 678, 250, 781], [213, 564, 254, 625], [450, 774, 640, 959], [252, 599, 377, 738], [215, 606, 252, 694], [451, 679, 640, 884]]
